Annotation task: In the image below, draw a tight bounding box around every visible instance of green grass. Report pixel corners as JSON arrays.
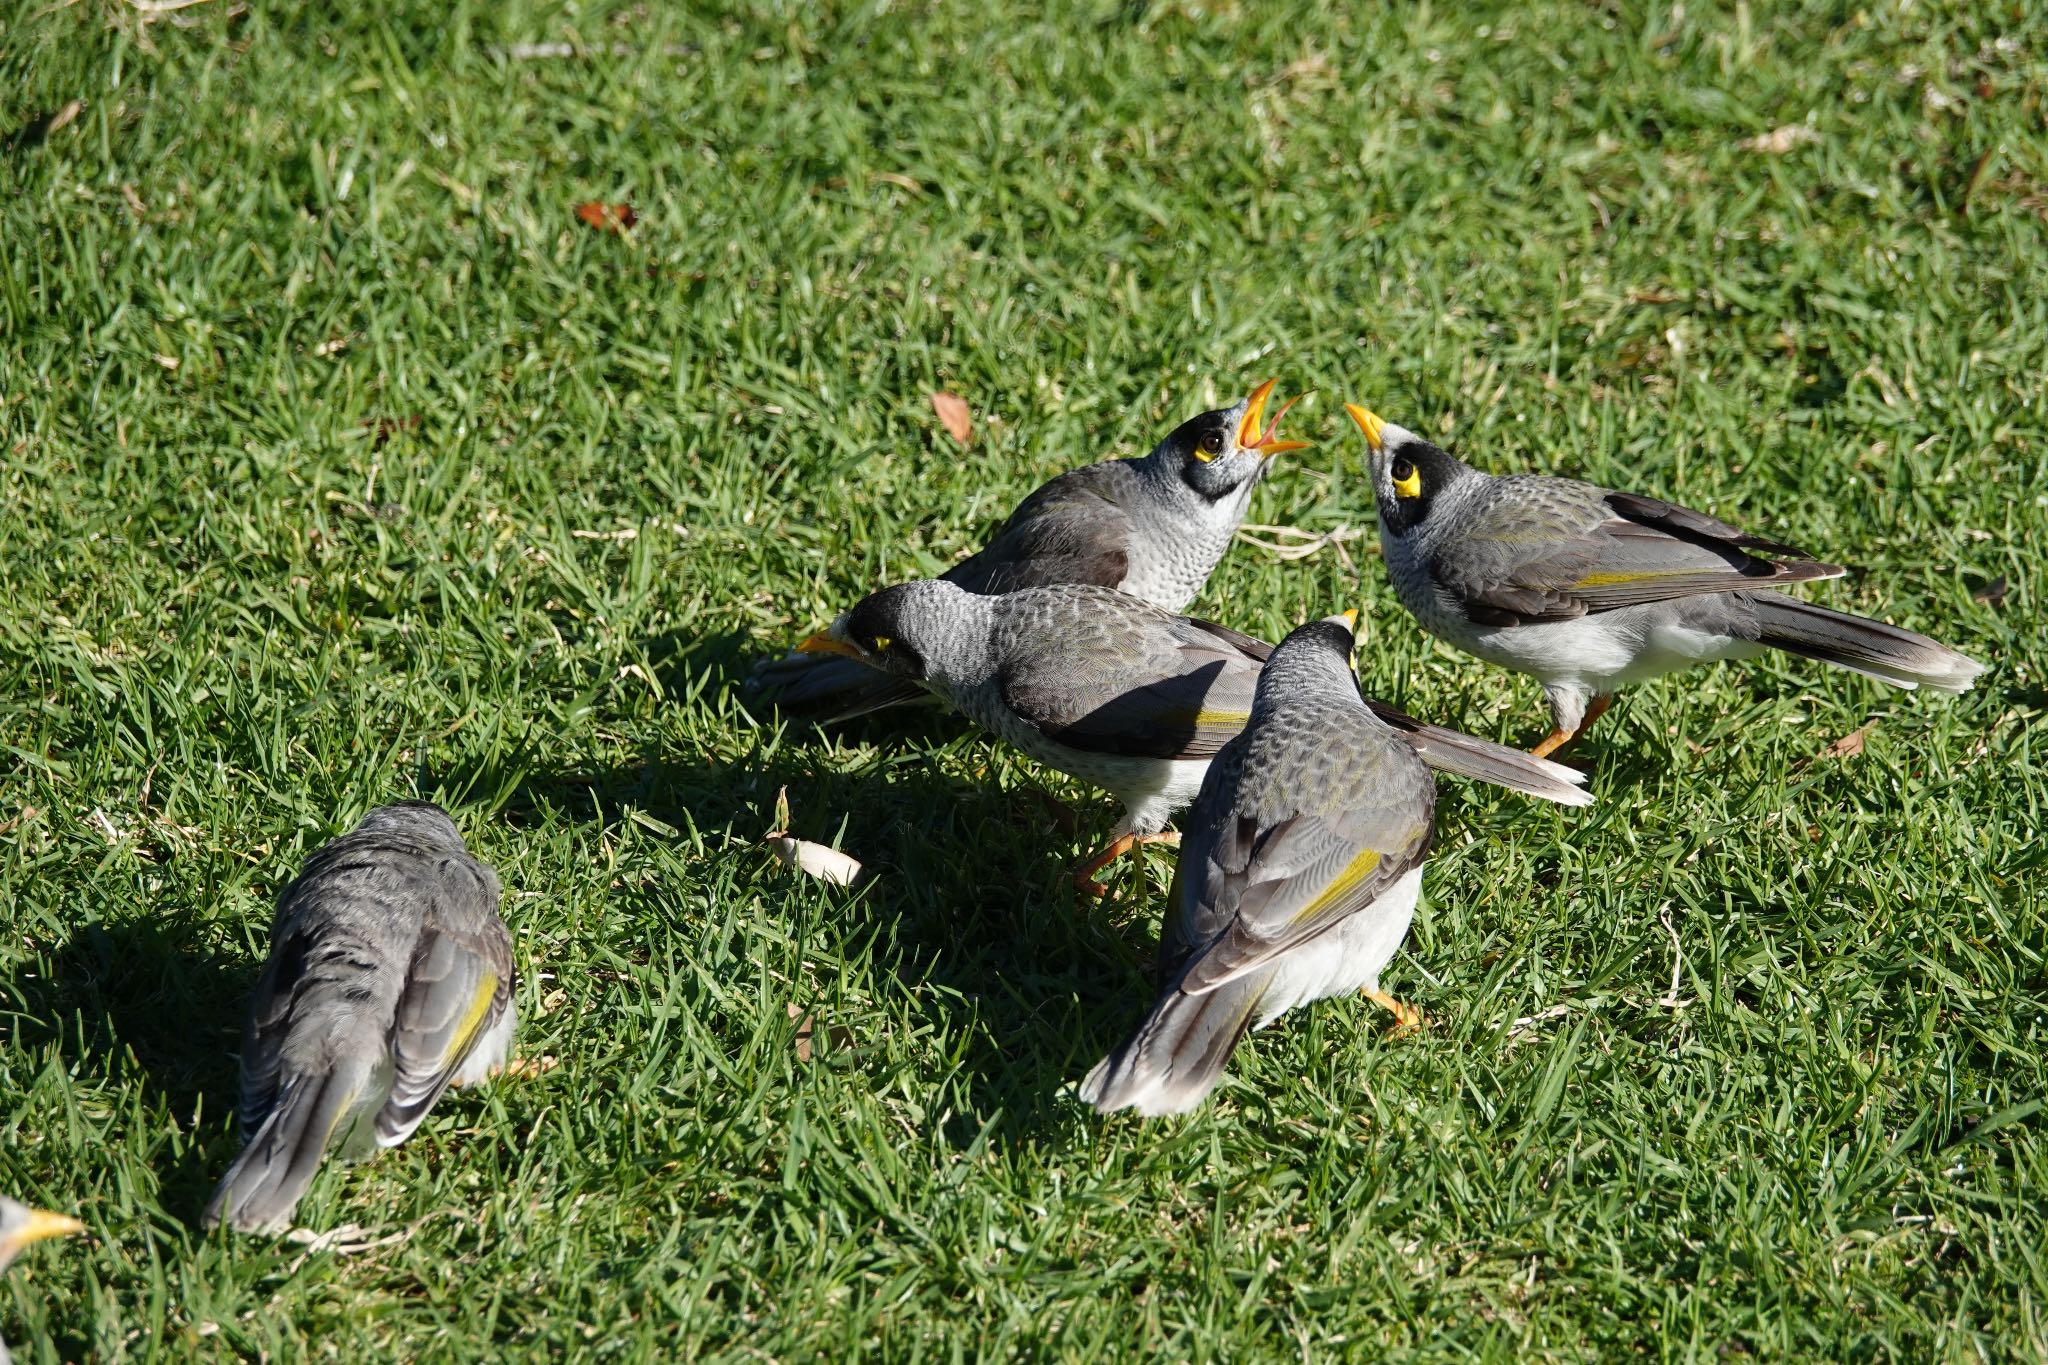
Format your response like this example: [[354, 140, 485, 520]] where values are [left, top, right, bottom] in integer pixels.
[[2, 0, 2043, 1358]]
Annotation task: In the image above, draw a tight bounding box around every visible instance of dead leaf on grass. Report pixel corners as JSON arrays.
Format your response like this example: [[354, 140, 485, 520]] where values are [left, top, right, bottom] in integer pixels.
[[574, 202, 639, 233], [930, 391, 972, 446], [1823, 722, 1874, 760]]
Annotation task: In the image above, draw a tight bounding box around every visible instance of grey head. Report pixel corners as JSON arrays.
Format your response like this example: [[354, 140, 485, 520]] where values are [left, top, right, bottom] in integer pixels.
[[1344, 405, 1485, 541], [799, 579, 998, 689], [1252, 611, 1365, 716], [353, 800, 466, 850], [1130, 377, 1310, 513]]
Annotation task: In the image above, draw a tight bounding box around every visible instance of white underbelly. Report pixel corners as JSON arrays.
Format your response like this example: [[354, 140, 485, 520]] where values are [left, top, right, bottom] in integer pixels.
[[1255, 865, 1424, 1025], [1462, 610, 1763, 693]]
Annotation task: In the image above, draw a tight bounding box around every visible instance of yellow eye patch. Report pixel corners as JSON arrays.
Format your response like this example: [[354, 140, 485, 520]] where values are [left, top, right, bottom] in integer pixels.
[[1391, 460, 1422, 500], [872, 635, 892, 652]]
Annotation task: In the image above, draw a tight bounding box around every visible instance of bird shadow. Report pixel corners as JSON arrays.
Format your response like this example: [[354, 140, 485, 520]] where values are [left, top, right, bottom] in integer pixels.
[[13, 915, 256, 1222]]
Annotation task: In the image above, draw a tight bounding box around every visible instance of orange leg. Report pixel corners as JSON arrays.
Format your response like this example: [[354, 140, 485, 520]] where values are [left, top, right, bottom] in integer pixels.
[[1073, 830, 1180, 898], [1362, 988, 1425, 1033], [1530, 694, 1613, 759]]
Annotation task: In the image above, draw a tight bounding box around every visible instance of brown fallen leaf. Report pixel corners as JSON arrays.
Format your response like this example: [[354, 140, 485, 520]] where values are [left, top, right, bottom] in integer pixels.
[[1971, 576, 2008, 606], [574, 202, 639, 233], [931, 391, 972, 446], [1823, 723, 1873, 760]]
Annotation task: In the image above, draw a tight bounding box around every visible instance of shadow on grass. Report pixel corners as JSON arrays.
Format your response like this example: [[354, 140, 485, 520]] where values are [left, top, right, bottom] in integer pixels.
[[16, 915, 255, 1223], [471, 636, 1153, 1145]]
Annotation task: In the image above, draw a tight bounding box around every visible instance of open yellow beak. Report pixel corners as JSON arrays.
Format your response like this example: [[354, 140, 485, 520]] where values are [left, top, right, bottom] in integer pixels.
[[5, 1208, 84, 1257], [796, 630, 862, 660], [1344, 403, 1386, 453], [1237, 379, 1312, 457]]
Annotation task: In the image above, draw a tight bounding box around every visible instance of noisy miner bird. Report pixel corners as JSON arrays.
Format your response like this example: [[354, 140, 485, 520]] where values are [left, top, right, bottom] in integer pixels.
[[798, 581, 1587, 894], [1081, 611, 1433, 1115], [1346, 406, 1986, 757], [0, 1197, 84, 1365], [752, 379, 1308, 722], [204, 801, 517, 1235]]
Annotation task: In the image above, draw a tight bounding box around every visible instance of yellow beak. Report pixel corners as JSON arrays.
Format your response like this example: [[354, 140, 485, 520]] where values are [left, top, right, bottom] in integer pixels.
[[1344, 403, 1386, 453], [1338, 609, 1358, 629], [1237, 379, 1312, 457], [5, 1208, 84, 1258], [796, 630, 862, 659]]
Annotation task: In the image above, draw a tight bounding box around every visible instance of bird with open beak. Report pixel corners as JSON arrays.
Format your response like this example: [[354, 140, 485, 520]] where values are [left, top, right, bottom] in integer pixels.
[[749, 380, 1309, 723]]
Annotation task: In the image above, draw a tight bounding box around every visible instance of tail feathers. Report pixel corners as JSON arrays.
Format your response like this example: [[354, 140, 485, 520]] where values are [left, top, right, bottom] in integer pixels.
[[203, 1066, 371, 1235], [1080, 976, 1268, 1117], [1366, 701, 1593, 807], [1747, 593, 1985, 694], [744, 652, 930, 724]]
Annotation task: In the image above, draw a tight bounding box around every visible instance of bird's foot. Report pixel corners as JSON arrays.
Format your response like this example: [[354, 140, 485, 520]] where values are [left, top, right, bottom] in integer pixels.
[[1529, 694, 1613, 759], [1362, 988, 1425, 1035], [1072, 831, 1181, 899]]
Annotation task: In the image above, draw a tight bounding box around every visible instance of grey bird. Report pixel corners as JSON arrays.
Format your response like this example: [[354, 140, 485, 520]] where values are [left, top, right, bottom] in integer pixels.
[[0, 1198, 84, 1365], [752, 379, 1307, 722], [1081, 611, 1433, 1115], [797, 581, 1587, 893], [1347, 405, 1986, 756], [203, 801, 517, 1235]]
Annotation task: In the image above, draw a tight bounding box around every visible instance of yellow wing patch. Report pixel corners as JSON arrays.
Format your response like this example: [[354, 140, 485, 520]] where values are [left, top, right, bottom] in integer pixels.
[[447, 971, 501, 1066], [1152, 707, 1251, 731], [1571, 569, 1691, 589], [1290, 847, 1382, 924]]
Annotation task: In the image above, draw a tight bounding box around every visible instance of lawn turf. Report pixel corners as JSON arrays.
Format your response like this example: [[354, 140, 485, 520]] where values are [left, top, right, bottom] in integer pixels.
[[2, 1, 2045, 1360]]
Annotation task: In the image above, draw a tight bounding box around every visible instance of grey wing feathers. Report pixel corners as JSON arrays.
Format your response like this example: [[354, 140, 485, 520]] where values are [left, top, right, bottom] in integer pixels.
[[1001, 613, 1263, 760], [950, 464, 1136, 594], [1603, 490, 1816, 559], [1173, 798, 1431, 998], [1445, 477, 1844, 625], [374, 859, 514, 1146]]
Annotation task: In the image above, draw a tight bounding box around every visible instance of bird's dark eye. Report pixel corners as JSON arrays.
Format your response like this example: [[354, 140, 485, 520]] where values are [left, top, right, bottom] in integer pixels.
[[1392, 457, 1414, 481], [1197, 428, 1226, 456]]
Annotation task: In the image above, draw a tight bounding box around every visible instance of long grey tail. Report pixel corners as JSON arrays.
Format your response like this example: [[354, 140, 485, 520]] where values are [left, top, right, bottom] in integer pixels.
[[1744, 592, 1985, 694], [202, 1063, 371, 1235], [1365, 701, 1593, 807], [1080, 974, 1269, 1117], [743, 651, 930, 725]]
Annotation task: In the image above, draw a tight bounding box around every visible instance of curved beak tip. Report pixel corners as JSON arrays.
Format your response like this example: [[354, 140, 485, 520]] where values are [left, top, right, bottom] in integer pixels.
[[1240, 379, 1306, 454], [1344, 403, 1386, 452]]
